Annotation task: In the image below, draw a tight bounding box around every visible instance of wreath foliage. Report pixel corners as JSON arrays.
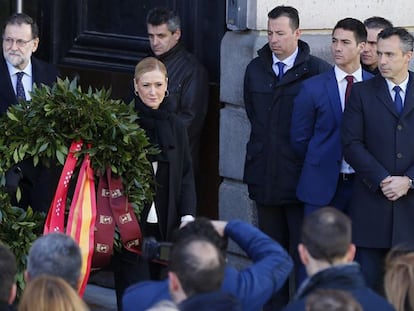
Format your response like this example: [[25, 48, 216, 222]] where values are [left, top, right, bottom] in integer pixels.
[[0, 78, 157, 296]]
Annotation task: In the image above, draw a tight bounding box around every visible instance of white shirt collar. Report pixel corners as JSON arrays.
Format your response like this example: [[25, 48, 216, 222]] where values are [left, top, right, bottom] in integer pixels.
[[385, 75, 409, 95], [334, 65, 363, 83], [272, 47, 299, 70], [5, 58, 33, 78]]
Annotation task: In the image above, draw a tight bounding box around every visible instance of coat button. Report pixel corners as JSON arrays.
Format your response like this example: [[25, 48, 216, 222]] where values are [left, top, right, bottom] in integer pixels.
[[397, 124, 403, 130], [397, 153, 403, 158]]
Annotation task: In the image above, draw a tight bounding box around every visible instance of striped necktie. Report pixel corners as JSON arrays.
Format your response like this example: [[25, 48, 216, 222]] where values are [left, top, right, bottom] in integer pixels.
[[16, 71, 26, 100]]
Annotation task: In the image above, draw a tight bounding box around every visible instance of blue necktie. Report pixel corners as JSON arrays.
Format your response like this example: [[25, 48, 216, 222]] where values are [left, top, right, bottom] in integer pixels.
[[277, 62, 285, 80], [393, 85, 403, 115], [16, 72, 26, 100]]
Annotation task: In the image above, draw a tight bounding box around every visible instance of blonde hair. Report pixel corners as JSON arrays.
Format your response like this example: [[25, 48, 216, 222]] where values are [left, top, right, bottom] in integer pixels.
[[134, 57, 168, 80], [384, 250, 414, 311], [18, 275, 89, 311]]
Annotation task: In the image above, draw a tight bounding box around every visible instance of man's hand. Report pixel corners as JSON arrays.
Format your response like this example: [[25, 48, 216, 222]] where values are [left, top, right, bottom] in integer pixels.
[[380, 176, 410, 201]]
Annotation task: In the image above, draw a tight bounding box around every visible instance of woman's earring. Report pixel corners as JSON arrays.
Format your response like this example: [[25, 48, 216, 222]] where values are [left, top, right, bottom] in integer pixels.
[[165, 89, 170, 97]]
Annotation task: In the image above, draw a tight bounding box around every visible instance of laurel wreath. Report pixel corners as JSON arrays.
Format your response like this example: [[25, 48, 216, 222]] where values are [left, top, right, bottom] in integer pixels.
[[0, 78, 157, 295]]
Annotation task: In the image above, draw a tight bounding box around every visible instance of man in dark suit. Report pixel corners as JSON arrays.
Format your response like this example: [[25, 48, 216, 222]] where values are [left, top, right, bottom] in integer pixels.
[[1, 13, 59, 212], [146, 7, 208, 197], [342, 27, 414, 292], [291, 18, 373, 215], [243, 5, 330, 309], [361, 16, 393, 75]]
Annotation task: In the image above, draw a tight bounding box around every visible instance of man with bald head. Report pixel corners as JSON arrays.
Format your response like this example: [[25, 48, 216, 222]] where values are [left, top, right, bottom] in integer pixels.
[[168, 236, 241, 311]]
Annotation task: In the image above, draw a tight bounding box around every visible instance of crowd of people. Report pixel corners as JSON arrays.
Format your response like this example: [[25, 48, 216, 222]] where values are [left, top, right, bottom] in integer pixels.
[[1, 3, 414, 311]]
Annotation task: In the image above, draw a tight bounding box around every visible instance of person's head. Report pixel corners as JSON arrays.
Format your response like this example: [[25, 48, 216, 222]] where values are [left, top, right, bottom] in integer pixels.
[[18, 275, 89, 311], [173, 217, 228, 255], [267, 6, 300, 61], [134, 57, 168, 110], [377, 27, 413, 85], [299, 207, 355, 276], [0, 243, 17, 305], [331, 18, 367, 73], [168, 236, 225, 304], [361, 17, 393, 71], [2, 13, 39, 70], [306, 289, 363, 311], [384, 250, 414, 311], [146, 7, 181, 56], [26, 233, 82, 290]]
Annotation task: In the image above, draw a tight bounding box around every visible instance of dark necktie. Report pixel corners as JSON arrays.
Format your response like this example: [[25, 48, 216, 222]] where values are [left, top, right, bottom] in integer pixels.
[[344, 75, 354, 105], [277, 62, 285, 80], [393, 85, 403, 114], [16, 71, 26, 100]]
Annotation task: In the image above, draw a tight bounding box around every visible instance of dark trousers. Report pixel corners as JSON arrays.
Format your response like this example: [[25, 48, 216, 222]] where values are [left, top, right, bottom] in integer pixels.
[[257, 203, 303, 311], [355, 246, 388, 294], [113, 249, 150, 311]]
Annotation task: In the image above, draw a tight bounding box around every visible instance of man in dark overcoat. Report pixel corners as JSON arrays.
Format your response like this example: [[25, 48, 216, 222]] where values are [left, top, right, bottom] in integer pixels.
[[342, 26, 414, 292]]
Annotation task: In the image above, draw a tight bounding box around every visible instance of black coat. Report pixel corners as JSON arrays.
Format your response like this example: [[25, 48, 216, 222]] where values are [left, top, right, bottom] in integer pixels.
[[243, 41, 331, 205], [283, 263, 395, 311], [155, 43, 209, 170], [0, 55, 59, 212], [135, 99, 196, 241], [342, 73, 414, 249]]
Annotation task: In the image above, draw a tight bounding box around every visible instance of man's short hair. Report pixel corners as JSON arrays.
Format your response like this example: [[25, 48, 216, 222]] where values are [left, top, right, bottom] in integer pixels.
[[27, 233, 81, 289], [3, 13, 39, 39], [364, 16, 393, 30], [0, 243, 16, 303], [301, 207, 351, 263], [378, 27, 414, 54], [169, 236, 225, 297], [267, 6, 299, 30], [172, 217, 228, 255], [146, 7, 180, 33], [306, 289, 362, 311], [333, 18, 367, 44]]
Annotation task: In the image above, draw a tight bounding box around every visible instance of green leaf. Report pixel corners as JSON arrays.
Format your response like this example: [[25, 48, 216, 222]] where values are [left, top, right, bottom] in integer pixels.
[[56, 149, 65, 165], [16, 187, 21, 202], [38, 142, 49, 152], [6, 111, 19, 121], [13, 149, 19, 163]]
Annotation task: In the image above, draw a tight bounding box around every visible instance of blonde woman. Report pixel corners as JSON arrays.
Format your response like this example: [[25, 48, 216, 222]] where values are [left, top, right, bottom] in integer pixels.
[[114, 57, 196, 308], [18, 275, 89, 311], [384, 250, 414, 311]]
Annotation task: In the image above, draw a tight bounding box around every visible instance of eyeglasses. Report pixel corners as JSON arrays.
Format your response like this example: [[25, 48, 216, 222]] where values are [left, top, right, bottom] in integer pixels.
[[3, 37, 34, 48]]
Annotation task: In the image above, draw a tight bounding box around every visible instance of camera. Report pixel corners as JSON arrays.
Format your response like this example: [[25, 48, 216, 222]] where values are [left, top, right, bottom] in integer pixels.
[[142, 237, 173, 264]]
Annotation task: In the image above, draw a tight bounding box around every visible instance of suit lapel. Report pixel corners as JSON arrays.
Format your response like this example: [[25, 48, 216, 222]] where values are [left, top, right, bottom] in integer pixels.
[[0, 56, 17, 113], [401, 72, 414, 117], [374, 76, 399, 117], [325, 69, 342, 124]]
